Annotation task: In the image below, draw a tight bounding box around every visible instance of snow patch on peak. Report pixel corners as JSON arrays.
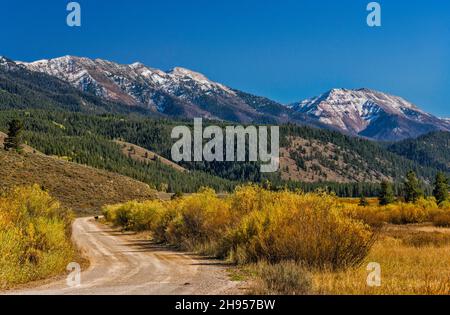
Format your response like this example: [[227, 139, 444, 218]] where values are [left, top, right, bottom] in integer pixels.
[[169, 67, 235, 95], [130, 62, 145, 69], [170, 67, 210, 81], [0, 56, 11, 67], [290, 88, 434, 134]]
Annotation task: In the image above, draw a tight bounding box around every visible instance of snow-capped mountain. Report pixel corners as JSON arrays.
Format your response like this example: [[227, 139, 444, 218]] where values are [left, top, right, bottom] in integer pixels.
[[18, 56, 290, 124], [0, 56, 23, 71], [7, 56, 450, 141], [289, 88, 450, 141]]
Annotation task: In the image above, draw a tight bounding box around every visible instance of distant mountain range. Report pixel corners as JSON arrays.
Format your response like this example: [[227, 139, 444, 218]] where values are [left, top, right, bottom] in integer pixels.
[[2, 55, 449, 141]]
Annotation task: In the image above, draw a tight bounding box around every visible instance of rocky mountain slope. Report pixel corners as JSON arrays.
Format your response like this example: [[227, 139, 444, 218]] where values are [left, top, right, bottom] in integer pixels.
[[289, 88, 450, 141], [0, 56, 135, 114], [17, 56, 292, 124]]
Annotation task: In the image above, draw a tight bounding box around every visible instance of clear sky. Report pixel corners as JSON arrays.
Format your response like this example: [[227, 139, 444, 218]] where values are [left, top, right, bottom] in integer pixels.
[[1, 0, 449, 116]]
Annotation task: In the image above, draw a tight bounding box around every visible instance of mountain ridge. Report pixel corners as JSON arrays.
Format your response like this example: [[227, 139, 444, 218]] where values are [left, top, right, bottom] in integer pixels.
[[289, 88, 450, 141], [5, 55, 450, 141], [17, 55, 293, 124]]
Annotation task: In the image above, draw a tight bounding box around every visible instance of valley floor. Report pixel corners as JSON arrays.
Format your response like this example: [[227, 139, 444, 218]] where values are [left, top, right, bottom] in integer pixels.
[[313, 224, 450, 295]]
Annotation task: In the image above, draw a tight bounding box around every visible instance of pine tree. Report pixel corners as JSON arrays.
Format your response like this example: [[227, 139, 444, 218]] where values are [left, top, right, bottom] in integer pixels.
[[379, 181, 395, 205], [403, 171, 423, 203], [4, 119, 23, 152], [433, 172, 449, 205]]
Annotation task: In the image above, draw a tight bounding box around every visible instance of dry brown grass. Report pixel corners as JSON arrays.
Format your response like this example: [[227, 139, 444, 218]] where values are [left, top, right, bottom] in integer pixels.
[[248, 261, 313, 295], [313, 225, 450, 295], [115, 140, 187, 172], [0, 150, 156, 215]]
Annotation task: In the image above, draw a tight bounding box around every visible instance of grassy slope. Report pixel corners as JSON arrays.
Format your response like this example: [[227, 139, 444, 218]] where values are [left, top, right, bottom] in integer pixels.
[[115, 139, 187, 172], [0, 149, 156, 215]]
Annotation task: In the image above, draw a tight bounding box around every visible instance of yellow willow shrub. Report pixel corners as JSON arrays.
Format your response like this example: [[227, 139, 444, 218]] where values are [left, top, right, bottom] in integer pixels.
[[102, 203, 122, 223], [440, 200, 450, 210], [345, 198, 442, 226], [103, 200, 167, 231], [103, 185, 376, 269], [165, 188, 231, 254], [104, 200, 166, 231], [433, 212, 450, 227], [151, 200, 180, 243], [0, 185, 74, 289], [104, 200, 174, 241], [226, 190, 376, 270], [385, 198, 439, 224], [229, 185, 272, 218], [342, 204, 387, 228], [432, 202, 450, 227]]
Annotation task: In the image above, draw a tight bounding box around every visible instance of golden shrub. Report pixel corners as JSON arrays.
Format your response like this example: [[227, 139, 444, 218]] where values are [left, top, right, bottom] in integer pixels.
[[104, 185, 376, 270], [165, 188, 231, 254], [226, 190, 375, 270], [0, 185, 74, 289], [345, 198, 441, 226], [432, 209, 450, 227]]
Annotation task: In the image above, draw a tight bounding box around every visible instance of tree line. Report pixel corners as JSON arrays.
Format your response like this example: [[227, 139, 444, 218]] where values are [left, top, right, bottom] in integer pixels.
[[375, 171, 448, 206], [2, 113, 449, 198]]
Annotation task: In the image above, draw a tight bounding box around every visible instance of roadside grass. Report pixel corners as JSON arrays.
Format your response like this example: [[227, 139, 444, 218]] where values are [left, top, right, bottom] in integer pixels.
[[243, 226, 450, 295], [248, 261, 313, 295], [225, 228, 450, 295]]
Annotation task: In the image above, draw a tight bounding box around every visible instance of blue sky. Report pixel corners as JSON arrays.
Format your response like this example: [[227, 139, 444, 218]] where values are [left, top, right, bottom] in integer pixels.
[[1, 0, 449, 116]]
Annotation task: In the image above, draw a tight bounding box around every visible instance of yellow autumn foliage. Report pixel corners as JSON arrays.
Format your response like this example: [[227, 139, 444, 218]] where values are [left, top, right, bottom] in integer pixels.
[[345, 197, 450, 227], [104, 185, 376, 270], [0, 185, 74, 289]]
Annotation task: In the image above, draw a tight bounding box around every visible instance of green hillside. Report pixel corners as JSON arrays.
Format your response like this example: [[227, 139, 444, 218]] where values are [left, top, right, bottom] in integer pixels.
[[387, 131, 450, 172]]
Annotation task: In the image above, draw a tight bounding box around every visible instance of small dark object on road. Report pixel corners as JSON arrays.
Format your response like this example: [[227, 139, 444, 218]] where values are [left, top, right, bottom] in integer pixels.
[[94, 216, 99, 220]]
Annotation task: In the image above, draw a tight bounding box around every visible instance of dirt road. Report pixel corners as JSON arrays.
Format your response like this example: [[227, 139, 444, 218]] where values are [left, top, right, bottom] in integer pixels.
[[8, 218, 243, 295]]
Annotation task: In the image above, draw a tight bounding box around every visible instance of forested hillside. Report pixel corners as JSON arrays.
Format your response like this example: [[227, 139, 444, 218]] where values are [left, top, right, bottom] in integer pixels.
[[280, 124, 442, 183], [0, 110, 236, 193], [0, 109, 445, 197], [387, 131, 450, 172]]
